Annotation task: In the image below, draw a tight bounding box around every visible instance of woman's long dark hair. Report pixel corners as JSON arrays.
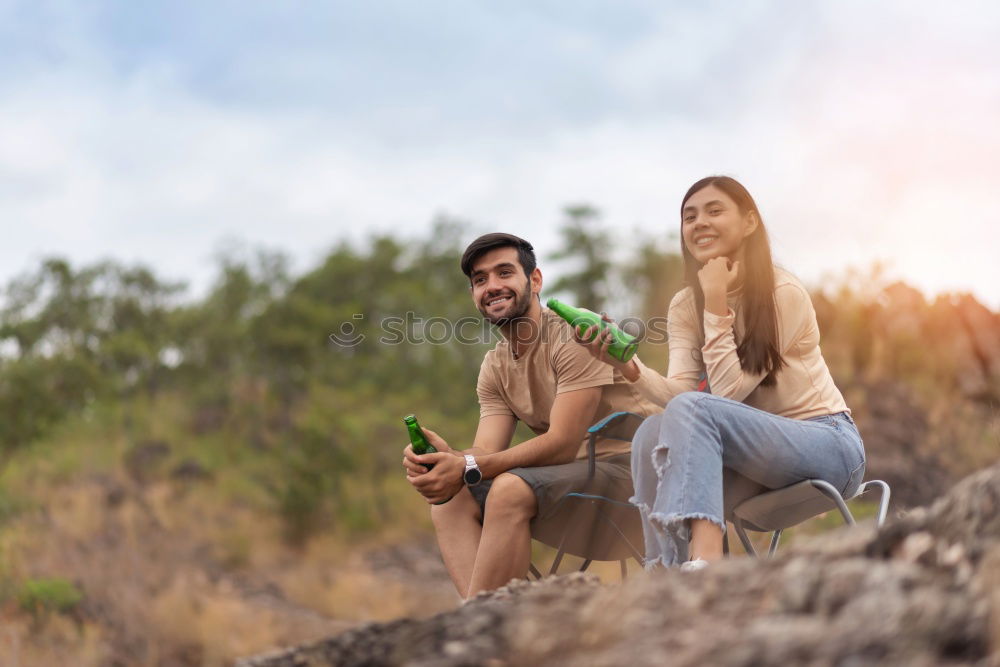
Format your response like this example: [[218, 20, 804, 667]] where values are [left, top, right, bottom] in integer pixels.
[[681, 176, 785, 387]]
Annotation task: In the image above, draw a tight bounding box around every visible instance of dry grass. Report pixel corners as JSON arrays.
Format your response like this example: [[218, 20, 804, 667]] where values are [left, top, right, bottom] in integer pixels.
[[0, 386, 473, 666], [0, 463, 457, 666]]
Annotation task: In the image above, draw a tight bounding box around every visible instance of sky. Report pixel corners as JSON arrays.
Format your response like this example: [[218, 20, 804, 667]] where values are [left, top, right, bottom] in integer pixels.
[[2, 0, 999, 308]]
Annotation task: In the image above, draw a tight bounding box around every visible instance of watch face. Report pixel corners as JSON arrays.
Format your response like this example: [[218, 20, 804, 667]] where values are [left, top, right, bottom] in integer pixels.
[[464, 468, 483, 486]]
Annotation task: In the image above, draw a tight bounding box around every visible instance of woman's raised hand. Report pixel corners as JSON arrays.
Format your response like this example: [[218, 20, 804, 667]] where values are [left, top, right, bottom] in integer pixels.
[[697, 257, 740, 317], [696, 257, 740, 296]]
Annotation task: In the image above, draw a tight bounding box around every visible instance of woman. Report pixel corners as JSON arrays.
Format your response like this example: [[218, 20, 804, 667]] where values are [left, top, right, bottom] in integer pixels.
[[579, 175, 865, 569]]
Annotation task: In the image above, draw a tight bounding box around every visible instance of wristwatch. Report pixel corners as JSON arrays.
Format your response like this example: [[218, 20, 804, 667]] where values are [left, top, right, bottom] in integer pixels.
[[463, 454, 483, 486]]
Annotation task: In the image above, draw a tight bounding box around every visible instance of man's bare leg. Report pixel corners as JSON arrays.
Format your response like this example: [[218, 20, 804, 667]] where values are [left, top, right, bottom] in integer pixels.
[[466, 473, 537, 598], [430, 487, 483, 596]]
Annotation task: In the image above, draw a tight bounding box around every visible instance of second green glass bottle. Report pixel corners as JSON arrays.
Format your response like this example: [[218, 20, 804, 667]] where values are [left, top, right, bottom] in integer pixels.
[[547, 298, 639, 362]]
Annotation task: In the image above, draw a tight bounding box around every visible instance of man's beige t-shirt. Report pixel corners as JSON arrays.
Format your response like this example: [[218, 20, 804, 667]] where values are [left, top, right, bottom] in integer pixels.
[[477, 308, 662, 460]]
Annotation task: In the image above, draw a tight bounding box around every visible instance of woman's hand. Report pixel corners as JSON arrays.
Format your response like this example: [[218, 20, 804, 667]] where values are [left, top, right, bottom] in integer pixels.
[[697, 257, 739, 316], [697, 257, 740, 294], [574, 313, 640, 381]]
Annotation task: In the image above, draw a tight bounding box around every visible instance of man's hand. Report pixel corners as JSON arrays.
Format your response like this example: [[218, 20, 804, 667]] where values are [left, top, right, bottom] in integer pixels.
[[574, 314, 640, 382], [402, 426, 456, 475], [409, 451, 465, 504], [403, 427, 465, 504]]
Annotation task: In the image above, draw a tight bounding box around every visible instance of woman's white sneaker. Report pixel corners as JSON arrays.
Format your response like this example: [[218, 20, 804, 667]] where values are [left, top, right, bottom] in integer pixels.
[[680, 558, 709, 572]]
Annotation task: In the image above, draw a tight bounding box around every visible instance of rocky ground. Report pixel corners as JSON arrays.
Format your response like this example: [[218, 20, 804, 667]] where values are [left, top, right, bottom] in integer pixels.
[[239, 460, 1000, 667]]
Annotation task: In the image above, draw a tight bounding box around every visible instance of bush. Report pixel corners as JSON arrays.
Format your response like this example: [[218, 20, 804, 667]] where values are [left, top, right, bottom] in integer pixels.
[[17, 577, 84, 620]]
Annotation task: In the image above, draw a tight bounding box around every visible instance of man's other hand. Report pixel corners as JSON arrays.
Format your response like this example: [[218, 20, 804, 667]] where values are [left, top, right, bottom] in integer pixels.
[[402, 444, 428, 476], [402, 427, 455, 477], [408, 451, 465, 504], [402, 427, 464, 503]]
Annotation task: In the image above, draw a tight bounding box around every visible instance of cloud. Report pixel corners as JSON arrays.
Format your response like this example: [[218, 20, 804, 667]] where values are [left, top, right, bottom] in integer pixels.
[[0, 0, 998, 308]]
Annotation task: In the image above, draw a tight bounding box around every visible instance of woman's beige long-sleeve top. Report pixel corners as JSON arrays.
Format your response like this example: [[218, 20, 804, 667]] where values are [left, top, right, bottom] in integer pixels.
[[631, 266, 849, 419]]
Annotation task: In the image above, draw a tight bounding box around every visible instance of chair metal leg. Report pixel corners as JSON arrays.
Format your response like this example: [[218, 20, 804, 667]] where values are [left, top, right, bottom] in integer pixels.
[[809, 479, 856, 525], [549, 547, 567, 575], [858, 480, 891, 527], [548, 511, 577, 575], [768, 530, 782, 556], [579, 559, 592, 572], [734, 517, 757, 557], [723, 531, 730, 556], [620, 559, 628, 581], [602, 515, 645, 564], [528, 563, 543, 580]]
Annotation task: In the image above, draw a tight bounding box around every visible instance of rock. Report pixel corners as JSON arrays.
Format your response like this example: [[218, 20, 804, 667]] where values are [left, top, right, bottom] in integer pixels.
[[239, 462, 1000, 666]]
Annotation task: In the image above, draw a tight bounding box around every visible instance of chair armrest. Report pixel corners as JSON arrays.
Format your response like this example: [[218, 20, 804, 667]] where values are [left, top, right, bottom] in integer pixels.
[[588, 411, 646, 439], [586, 411, 646, 480]]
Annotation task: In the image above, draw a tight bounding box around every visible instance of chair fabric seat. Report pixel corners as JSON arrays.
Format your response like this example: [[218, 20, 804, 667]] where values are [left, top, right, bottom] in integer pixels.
[[531, 493, 644, 561], [733, 479, 844, 532]]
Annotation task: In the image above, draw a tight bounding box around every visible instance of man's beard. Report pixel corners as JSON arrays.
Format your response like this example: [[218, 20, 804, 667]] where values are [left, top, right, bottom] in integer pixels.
[[479, 280, 533, 326]]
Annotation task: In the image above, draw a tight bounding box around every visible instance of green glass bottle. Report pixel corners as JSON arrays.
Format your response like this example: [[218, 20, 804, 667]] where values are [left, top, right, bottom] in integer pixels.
[[546, 298, 639, 362], [404, 414, 451, 505], [403, 414, 437, 470]]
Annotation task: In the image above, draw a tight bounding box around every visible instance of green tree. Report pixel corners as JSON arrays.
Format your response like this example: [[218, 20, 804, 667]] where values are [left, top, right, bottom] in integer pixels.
[[620, 232, 685, 372], [0, 258, 184, 451], [548, 205, 613, 311]]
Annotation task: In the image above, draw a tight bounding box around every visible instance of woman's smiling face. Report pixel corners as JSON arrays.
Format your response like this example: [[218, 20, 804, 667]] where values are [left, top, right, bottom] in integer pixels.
[[681, 184, 758, 264]]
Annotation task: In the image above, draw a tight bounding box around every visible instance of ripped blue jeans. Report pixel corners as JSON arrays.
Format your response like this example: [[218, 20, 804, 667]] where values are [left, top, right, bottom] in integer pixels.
[[630, 392, 866, 569]]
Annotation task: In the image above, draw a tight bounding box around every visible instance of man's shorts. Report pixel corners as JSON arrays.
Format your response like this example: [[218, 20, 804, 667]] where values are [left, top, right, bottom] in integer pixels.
[[466, 453, 635, 556]]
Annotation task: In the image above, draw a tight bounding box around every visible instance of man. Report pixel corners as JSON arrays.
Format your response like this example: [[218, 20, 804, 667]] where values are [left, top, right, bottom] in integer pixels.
[[402, 233, 661, 598]]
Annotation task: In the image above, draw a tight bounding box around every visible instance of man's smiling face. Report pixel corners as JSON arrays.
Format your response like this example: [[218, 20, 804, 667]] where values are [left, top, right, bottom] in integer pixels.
[[469, 246, 536, 325]]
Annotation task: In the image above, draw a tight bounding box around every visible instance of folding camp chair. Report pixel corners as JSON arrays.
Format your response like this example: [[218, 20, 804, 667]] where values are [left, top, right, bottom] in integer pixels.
[[527, 411, 647, 581], [729, 477, 891, 557], [529, 410, 893, 577]]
